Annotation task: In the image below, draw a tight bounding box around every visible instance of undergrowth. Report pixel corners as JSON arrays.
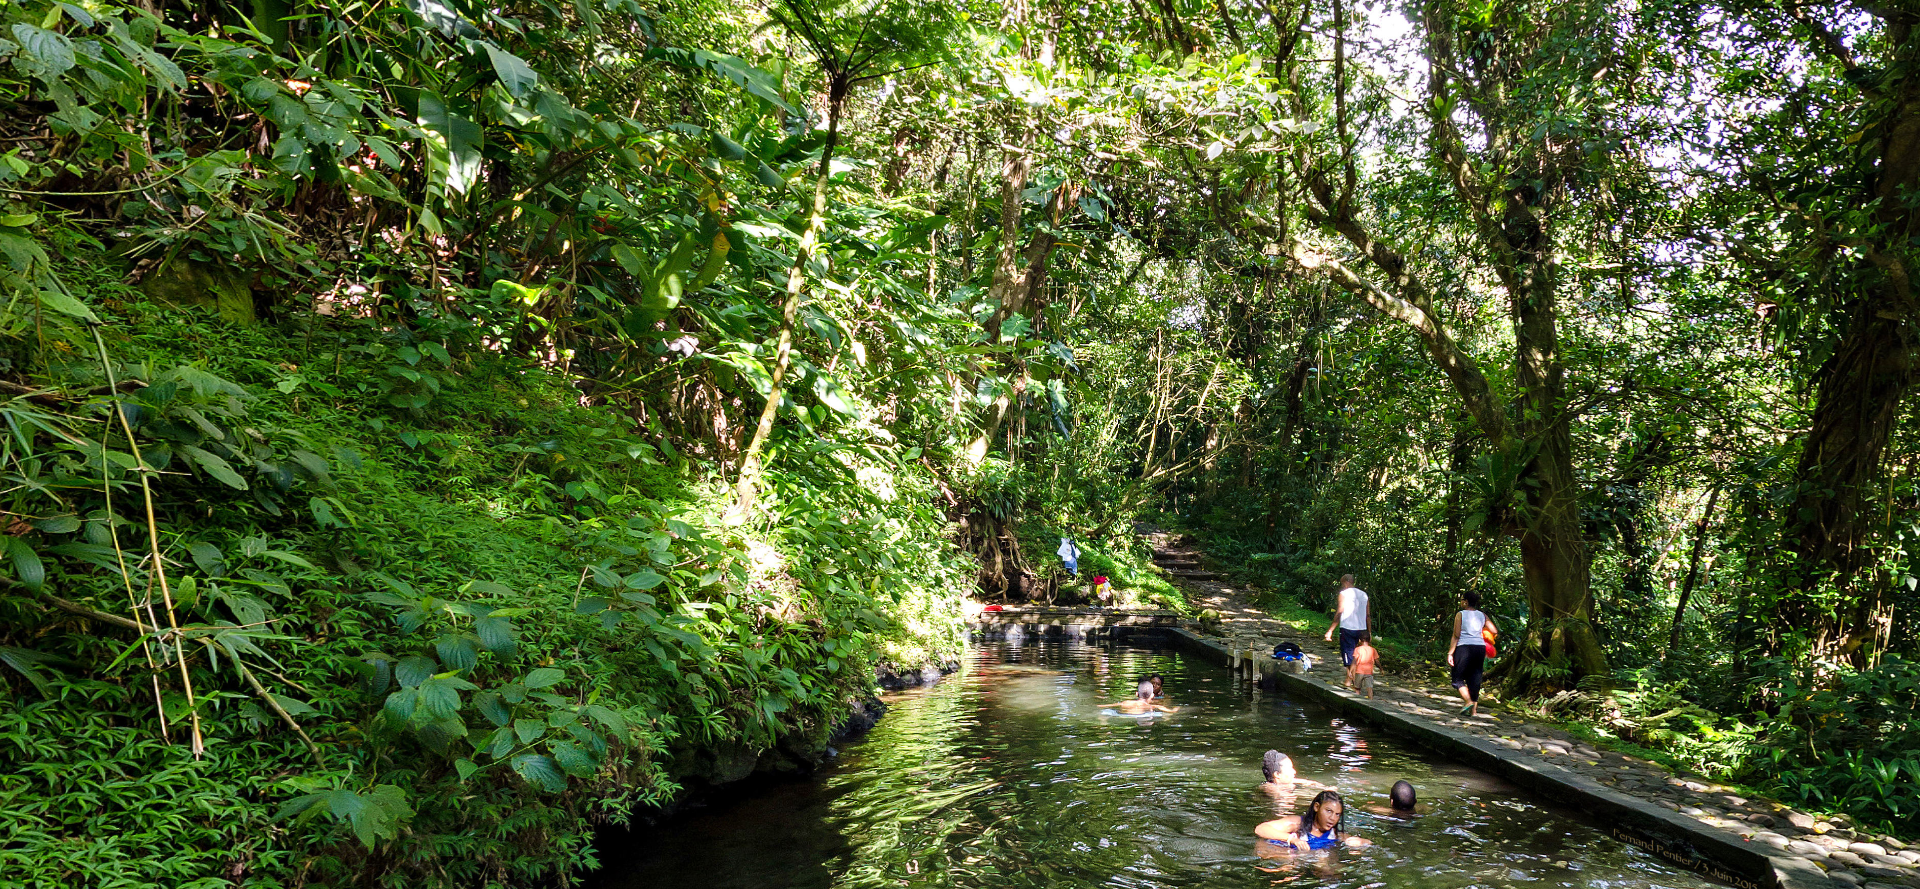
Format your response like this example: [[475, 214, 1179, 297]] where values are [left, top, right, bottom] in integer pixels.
[[0, 269, 971, 887]]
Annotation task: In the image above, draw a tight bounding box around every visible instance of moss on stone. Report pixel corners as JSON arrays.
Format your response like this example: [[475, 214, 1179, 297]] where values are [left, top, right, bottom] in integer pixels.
[[139, 259, 255, 325]]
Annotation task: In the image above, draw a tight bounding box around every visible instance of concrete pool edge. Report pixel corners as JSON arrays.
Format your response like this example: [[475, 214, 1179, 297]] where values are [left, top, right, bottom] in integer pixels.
[[1155, 628, 1831, 889]]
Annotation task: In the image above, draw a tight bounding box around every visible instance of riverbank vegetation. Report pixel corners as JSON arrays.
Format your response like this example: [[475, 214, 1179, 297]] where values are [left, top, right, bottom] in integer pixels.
[[2, 0, 1917, 882]]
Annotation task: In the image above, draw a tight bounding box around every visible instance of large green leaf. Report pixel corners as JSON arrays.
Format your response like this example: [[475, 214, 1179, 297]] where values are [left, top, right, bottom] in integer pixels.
[[11, 25, 75, 78], [6, 538, 45, 591], [478, 42, 538, 97], [37, 289, 98, 322], [435, 634, 479, 672], [395, 655, 436, 688], [0, 644, 65, 694], [418, 674, 477, 721], [550, 739, 599, 777], [474, 616, 515, 654], [327, 784, 413, 847], [178, 445, 249, 490], [418, 92, 483, 195], [510, 753, 568, 792], [383, 687, 419, 722], [648, 48, 799, 117], [582, 704, 628, 736], [813, 373, 860, 417], [473, 691, 510, 727]]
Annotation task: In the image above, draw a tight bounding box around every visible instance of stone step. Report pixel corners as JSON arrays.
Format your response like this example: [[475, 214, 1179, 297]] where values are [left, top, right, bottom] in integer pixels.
[[1164, 569, 1221, 580]]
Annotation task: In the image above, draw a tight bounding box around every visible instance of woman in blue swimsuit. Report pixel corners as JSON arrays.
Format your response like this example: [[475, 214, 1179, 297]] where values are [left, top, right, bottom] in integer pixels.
[[1254, 790, 1370, 851]]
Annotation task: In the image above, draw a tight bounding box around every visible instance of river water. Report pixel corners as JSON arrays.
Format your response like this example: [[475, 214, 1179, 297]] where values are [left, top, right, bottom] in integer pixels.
[[591, 641, 1721, 889]]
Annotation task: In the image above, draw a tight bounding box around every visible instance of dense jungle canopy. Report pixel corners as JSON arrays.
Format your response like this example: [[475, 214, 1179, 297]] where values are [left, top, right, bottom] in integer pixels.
[[2, 0, 1919, 884]]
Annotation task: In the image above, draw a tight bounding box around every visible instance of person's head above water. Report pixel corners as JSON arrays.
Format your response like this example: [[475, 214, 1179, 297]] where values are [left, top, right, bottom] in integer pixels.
[[1261, 750, 1296, 783], [1305, 789, 1345, 833], [1135, 680, 1156, 701], [1463, 589, 1482, 609], [1390, 780, 1416, 811]]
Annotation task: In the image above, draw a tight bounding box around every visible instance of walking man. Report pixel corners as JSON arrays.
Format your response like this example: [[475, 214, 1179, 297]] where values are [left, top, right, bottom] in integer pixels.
[[1322, 574, 1370, 668]]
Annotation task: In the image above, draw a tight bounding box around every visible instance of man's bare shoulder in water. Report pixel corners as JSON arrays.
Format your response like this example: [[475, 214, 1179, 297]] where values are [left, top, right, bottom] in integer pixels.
[[1102, 681, 1178, 714], [1257, 751, 1331, 799]]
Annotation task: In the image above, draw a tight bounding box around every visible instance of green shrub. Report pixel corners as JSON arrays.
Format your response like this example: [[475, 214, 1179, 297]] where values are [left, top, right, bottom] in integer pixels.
[[0, 303, 968, 887]]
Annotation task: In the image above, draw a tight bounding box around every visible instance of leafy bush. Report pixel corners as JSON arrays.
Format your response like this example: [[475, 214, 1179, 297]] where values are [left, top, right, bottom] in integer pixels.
[[1746, 656, 1920, 833], [0, 299, 968, 886]]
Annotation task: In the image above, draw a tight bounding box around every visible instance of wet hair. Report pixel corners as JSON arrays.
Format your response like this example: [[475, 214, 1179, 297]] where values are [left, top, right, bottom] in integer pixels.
[[1463, 590, 1482, 610], [1390, 780, 1416, 811], [1305, 789, 1346, 834], [1262, 750, 1293, 782], [1135, 681, 1156, 701]]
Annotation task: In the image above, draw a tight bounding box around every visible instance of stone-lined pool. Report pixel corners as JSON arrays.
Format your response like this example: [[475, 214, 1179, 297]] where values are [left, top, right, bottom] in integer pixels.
[[590, 641, 1723, 889]]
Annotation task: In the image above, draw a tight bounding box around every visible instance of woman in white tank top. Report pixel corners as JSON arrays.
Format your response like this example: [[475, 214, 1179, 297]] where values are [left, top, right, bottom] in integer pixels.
[[1447, 591, 1495, 716]]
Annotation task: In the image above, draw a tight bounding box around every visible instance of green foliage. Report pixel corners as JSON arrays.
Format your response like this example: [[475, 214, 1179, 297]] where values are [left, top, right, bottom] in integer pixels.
[[0, 679, 303, 885], [1749, 657, 1920, 833], [4, 0, 1920, 872], [1068, 537, 1188, 613], [0, 281, 974, 885]]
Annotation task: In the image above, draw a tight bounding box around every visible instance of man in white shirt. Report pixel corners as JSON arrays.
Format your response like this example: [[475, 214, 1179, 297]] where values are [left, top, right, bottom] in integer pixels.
[[1322, 575, 1370, 667]]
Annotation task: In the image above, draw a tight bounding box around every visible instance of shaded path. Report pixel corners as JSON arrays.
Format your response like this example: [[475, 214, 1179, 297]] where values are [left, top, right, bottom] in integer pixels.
[[1145, 531, 1920, 889]]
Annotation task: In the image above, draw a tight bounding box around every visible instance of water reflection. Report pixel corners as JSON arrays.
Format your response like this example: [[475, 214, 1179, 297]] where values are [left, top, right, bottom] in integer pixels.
[[590, 642, 1718, 889]]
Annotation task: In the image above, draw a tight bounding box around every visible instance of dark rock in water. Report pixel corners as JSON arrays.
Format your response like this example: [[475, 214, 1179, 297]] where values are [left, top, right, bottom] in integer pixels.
[[675, 740, 761, 786], [761, 733, 830, 775], [830, 698, 887, 743], [875, 659, 960, 690]]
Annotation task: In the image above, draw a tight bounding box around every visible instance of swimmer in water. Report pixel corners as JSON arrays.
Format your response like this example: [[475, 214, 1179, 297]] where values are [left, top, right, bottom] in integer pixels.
[[1147, 673, 1165, 698], [1101, 680, 1178, 714], [1363, 780, 1423, 817], [1255, 790, 1371, 851], [1258, 750, 1330, 800]]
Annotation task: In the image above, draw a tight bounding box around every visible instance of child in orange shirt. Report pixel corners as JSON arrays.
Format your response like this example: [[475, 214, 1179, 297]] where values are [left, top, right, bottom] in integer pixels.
[[1347, 634, 1378, 698]]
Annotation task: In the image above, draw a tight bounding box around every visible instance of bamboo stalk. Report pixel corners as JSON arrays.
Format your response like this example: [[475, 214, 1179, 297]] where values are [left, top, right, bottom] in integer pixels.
[[88, 329, 172, 739], [93, 326, 203, 757], [216, 639, 323, 764]]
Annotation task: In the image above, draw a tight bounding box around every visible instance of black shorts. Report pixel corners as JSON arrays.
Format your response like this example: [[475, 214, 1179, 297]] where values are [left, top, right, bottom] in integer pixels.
[[1450, 643, 1487, 699]]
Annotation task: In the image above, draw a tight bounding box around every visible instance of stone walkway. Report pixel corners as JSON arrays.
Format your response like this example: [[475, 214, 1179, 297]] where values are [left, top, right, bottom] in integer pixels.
[[1147, 532, 1920, 889]]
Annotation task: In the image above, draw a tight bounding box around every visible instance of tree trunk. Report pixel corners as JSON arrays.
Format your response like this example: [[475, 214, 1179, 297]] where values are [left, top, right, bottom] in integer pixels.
[[725, 73, 848, 522], [1511, 439, 1608, 682], [1774, 12, 1920, 658], [962, 151, 1071, 466], [960, 138, 1033, 468], [1500, 182, 1609, 687], [1669, 486, 1721, 657]]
